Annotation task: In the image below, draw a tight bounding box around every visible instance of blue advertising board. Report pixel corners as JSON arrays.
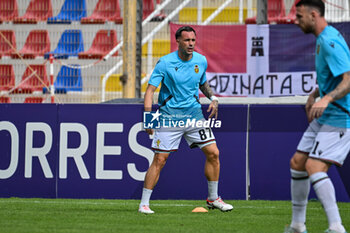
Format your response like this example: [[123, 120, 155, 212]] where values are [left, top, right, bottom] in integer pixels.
[[249, 105, 350, 202], [0, 104, 247, 200], [0, 104, 349, 201]]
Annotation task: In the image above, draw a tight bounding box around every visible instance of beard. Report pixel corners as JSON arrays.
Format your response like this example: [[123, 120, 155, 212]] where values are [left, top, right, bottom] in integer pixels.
[[300, 22, 315, 34], [303, 26, 314, 34]]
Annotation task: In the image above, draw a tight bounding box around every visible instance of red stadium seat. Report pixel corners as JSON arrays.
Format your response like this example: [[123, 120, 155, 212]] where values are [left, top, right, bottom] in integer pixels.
[[78, 30, 118, 59], [0, 96, 10, 103], [0, 30, 16, 58], [12, 64, 49, 94], [24, 96, 44, 103], [0, 64, 15, 91], [245, 0, 285, 24], [81, 0, 122, 24], [143, 0, 155, 20], [13, 0, 53, 24], [277, 0, 297, 24], [0, 0, 18, 22], [11, 30, 50, 59]]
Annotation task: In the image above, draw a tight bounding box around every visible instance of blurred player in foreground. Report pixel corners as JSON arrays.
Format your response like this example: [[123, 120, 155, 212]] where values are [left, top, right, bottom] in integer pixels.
[[138, 26, 233, 214], [285, 0, 350, 233]]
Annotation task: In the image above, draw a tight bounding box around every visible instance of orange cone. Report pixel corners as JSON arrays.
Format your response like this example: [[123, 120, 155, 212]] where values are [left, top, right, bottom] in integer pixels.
[[191, 207, 208, 213]]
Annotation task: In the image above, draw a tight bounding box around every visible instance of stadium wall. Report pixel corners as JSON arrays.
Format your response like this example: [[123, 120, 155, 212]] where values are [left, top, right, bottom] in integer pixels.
[[0, 104, 349, 202]]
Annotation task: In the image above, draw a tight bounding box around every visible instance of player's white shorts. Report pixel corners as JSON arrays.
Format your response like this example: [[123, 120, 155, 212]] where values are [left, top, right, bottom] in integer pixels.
[[151, 119, 216, 153], [297, 119, 350, 166]]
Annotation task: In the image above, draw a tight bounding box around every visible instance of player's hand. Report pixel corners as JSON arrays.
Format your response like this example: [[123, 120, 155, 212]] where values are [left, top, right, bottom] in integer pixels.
[[305, 95, 316, 122], [307, 96, 331, 122], [145, 128, 154, 135], [208, 100, 218, 119]]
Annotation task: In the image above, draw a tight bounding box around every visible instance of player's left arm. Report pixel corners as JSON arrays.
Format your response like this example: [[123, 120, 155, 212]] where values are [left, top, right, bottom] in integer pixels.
[[200, 81, 218, 119], [309, 71, 350, 120]]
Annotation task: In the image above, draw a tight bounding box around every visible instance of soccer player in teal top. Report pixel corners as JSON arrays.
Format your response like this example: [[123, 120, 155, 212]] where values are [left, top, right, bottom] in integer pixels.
[[285, 1, 350, 233], [138, 26, 233, 214]]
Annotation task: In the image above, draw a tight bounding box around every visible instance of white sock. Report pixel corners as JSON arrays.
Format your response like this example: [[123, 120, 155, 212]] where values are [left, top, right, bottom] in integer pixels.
[[310, 172, 345, 233], [329, 222, 347, 233], [140, 188, 153, 207], [207, 181, 218, 201], [290, 169, 309, 232]]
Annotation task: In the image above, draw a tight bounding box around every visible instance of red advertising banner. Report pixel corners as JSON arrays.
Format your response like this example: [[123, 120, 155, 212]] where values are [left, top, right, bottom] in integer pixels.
[[170, 23, 247, 73], [169, 23, 318, 97]]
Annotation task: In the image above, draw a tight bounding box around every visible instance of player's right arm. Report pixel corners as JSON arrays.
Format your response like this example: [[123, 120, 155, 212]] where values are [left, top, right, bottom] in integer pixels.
[[200, 81, 218, 119], [144, 84, 158, 135], [305, 87, 320, 122], [309, 72, 350, 121], [144, 58, 164, 134]]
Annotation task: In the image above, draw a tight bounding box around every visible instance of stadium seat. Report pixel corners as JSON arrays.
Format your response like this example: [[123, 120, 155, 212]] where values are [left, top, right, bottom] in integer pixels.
[[47, 0, 86, 24], [143, 0, 154, 20], [13, 0, 53, 24], [0, 30, 16, 58], [0, 0, 18, 22], [80, 0, 122, 24], [0, 96, 10, 103], [12, 64, 49, 94], [0, 64, 15, 91], [24, 96, 44, 103], [44, 30, 84, 59], [245, 0, 285, 24], [53, 65, 82, 93], [11, 30, 50, 59], [277, 0, 297, 24], [78, 30, 118, 59]]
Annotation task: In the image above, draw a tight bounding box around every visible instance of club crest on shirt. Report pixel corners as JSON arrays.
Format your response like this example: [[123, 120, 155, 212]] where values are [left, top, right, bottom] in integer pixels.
[[156, 139, 161, 148], [317, 44, 320, 55], [194, 65, 199, 73]]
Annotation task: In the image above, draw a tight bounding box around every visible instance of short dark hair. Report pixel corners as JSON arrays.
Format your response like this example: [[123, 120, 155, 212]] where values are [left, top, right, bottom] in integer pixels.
[[175, 26, 196, 40], [296, 0, 325, 16]]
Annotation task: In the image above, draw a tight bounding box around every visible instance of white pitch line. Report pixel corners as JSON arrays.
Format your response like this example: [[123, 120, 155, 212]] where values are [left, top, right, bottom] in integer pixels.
[[0, 200, 197, 207], [0, 199, 345, 210]]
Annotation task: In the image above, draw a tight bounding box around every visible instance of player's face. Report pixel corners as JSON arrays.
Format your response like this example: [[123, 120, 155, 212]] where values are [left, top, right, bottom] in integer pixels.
[[177, 31, 196, 58], [295, 5, 315, 34]]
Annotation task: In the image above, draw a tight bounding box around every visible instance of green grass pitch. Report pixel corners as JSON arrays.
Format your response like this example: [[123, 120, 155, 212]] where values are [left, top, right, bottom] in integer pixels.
[[0, 198, 349, 233]]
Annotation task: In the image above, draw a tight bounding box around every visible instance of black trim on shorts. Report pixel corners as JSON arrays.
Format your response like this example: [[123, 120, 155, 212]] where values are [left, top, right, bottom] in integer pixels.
[[190, 139, 216, 149], [151, 147, 177, 153], [296, 150, 310, 156], [308, 156, 342, 167]]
